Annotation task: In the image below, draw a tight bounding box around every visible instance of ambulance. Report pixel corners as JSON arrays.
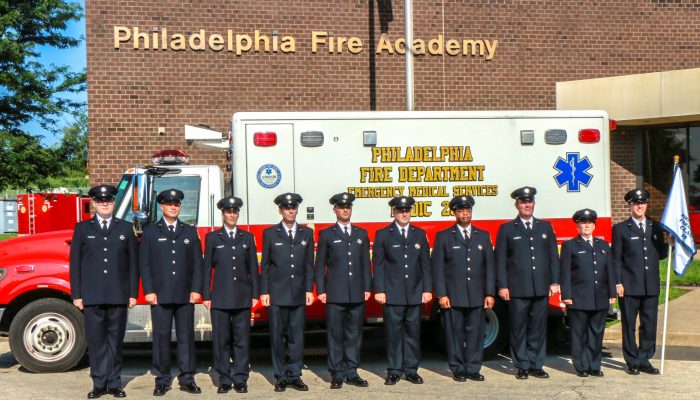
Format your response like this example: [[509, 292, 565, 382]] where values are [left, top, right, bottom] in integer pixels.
[[0, 110, 612, 372]]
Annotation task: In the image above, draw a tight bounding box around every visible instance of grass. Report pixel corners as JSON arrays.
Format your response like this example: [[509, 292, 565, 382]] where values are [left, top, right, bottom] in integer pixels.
[[659, 258, 700, 286], [0, 233, 17, 241]]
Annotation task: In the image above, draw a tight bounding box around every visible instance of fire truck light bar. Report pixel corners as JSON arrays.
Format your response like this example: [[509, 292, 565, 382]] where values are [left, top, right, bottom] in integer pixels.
[[152, 149, 190, 165]]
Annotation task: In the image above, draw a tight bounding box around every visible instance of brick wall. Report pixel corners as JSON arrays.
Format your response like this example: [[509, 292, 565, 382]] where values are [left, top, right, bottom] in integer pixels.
[[87, 1, 700, 218]]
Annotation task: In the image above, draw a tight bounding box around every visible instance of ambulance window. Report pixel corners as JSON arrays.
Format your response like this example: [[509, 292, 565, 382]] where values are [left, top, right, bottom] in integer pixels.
[[152, 176, 201, 226]]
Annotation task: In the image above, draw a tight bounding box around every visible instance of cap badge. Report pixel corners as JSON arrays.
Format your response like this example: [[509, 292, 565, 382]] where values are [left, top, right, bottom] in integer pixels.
[[401, 198, 406, 203], [342, 194, 348, 200], [286, 194, 292, 200], [524, 188, 530, 193], [100, 187, 107, 193], [584, 210, 590, 215]]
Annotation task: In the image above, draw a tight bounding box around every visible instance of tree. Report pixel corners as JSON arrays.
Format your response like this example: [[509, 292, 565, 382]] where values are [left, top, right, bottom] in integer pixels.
[[0, 131, 57, 191], [0, 0, 86, 135]]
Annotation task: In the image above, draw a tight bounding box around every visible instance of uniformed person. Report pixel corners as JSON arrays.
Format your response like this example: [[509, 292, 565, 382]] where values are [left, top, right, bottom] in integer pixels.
[[560, 209, 616, 377], [315, 192, 372, 389], [202, 196, 259, 394], [495, 186, 560, 379], [70, 185, 138, 399], [612, 189, 668, 375], [260, 193, 315, 392], [139, 189, 203, 396], [373, 196, 432, 385], [432, 195, 495, 382]]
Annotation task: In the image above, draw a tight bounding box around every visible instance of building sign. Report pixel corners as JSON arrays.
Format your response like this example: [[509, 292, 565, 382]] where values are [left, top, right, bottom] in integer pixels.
[[113, 27, 498, 60]]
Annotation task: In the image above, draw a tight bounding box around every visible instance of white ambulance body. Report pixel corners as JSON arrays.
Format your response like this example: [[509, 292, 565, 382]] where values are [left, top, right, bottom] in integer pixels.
[[229, 111, 611, 240]]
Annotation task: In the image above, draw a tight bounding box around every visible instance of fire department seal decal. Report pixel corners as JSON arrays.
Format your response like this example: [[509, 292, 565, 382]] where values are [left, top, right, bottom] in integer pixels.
[[415, 243, 421, 249], [257, 164, 282, 189], [184, 238, 190, 244], [119, 235, 125, 240]]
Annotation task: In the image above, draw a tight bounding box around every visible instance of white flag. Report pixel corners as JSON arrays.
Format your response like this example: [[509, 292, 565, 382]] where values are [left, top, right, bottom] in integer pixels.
[[661, 164, 697, 277]]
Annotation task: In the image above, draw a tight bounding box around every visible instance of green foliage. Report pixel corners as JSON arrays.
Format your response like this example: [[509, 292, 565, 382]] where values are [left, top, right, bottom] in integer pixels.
[[660, 258, 700, 286], [0, 0, 86, 135], [0, 233, 18, 241], [0, 130, 57, 191]]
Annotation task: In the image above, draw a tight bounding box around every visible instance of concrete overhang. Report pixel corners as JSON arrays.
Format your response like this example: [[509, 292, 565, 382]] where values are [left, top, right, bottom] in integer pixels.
[[556, 68, 700, 126]]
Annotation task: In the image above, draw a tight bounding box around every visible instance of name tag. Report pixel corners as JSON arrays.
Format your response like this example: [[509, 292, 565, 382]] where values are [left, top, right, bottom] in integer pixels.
[[577, 251, 586, 254], [275, 242, 283, 246], [392, 244, 401, 248], [87, 235, 95, 239], [453, 246, 461, 249], [631, 236, 639, 240], [158, 238, 167, 241], [513, 236, 522, 240], [216, 245, 224, 249], [333, 240, 342, 243]]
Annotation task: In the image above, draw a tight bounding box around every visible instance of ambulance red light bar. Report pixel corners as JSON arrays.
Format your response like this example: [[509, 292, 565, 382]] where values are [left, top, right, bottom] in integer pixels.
[[253, 132, 277, 146], [578, 129, 600, 143], [152, 149, 190, 165]]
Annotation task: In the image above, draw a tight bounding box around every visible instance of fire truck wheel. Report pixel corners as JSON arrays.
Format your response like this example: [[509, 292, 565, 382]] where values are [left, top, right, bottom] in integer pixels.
[[9, 298, 87, 373]]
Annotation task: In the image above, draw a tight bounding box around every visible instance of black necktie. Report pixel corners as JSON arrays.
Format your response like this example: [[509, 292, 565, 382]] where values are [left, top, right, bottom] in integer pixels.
[[168, 224, 174, 233], [102, 220, 108, 231], [463, 229, 469, 240], [525, 221, 532, 234], [345, 226, 351, 239], [401, 228, 406, 240], [288, 229, 293, 240], [229, 230, 234, 240], [639, 222, 644, 233]]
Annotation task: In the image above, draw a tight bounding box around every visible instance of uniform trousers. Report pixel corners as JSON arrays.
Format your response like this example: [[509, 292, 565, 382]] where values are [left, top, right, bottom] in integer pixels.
[[268, 305, 305, 382], [508, 296, 548, 370], [84, 305, 128, 389], [384, 304, 421, 376], [442, 306, 485, 375], [151, 303, 196, 386], [567, 309, 607, 372], [619, 295, 658, 368], [211, 308, 251, 385], [326, 302, 365, 380]]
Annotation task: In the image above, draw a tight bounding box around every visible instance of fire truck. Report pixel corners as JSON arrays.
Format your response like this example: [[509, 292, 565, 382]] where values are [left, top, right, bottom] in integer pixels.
[[16, 193, 91, 235], [0, 111, 612, 372]]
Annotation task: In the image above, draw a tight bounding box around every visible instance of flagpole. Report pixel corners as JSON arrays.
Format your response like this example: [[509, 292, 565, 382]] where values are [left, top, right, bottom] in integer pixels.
[[659, 155, 679, 375]]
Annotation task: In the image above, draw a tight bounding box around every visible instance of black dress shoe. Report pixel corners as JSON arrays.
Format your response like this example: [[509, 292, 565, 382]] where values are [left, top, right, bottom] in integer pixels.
[[405, 373, 423, 384], [274, 381, 287, 392], [576, 370, 589, 377], [640, 364, 660, 375], [108, 387, 126, 398], [180, 382, 202, 394], [345, 376, 369, 387], [626, 366, 640, 375], [453, 372, 467, 382], [233, 383, 248, 393], [153, 384, 170, 397], [88, 388, 107, 399], [384, 374, 400, 385], [515, 368, 529, 380], [528, 368, 549, 378], [466, 372, 485, 381], [588, 370, 604, 377], [330, 379, 343, 389], [288, 378, 309, 391], [217, 384, 232, 394]]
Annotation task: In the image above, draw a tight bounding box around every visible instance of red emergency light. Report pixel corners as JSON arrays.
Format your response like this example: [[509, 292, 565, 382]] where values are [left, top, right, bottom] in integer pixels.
[[578, 129, 600, 143], [609, 119, 617, 132], [152, 149, 189, 165], [253, 132, 277, 147]]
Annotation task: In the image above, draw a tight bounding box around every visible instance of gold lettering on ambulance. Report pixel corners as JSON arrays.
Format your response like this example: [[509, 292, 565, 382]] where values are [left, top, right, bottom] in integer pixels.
[[412, 201, 432, 217], [408, 186, 449, 198], [451, 185, 499, 197], [359, 167, 393, 183], [371, 146, 472, 163], [346, 186, 405, 198], [398, 165, 485, 182]]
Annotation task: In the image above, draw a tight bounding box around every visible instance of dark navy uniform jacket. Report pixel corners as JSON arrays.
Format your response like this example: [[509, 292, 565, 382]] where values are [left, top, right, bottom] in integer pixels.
[[315, 224, 371, 304], [612, 217, 667, 297], [495, 217, 560, 297], [372, 223, 431, 306], [202, 227, 259, 309], [560, 236, 616, 311], [260, 222, 315, 306], [69, 216, 139, 305], [432, 224, 495, 308], [139, 218, 203, 304]]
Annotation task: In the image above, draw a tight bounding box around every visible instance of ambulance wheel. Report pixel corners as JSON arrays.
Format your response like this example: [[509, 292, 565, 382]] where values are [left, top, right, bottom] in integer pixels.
[[431, 298, 509, 360], [9, 298, 86, 373]]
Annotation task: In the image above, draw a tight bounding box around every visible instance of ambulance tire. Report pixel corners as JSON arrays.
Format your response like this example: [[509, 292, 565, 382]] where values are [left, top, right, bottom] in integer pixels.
[[9, 298, 87, 373], [430, 298, 509, 360]]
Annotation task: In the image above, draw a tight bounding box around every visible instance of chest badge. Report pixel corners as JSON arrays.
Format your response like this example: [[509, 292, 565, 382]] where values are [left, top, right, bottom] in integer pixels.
[[242, 243, 248, 249], [542, 234, 547, 239], [184, 238, 190, 244], [415, 243, 421, 249], [301, 240, 307, 246], [478, 244, 483, 250], [119, 234, 125, 241]]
